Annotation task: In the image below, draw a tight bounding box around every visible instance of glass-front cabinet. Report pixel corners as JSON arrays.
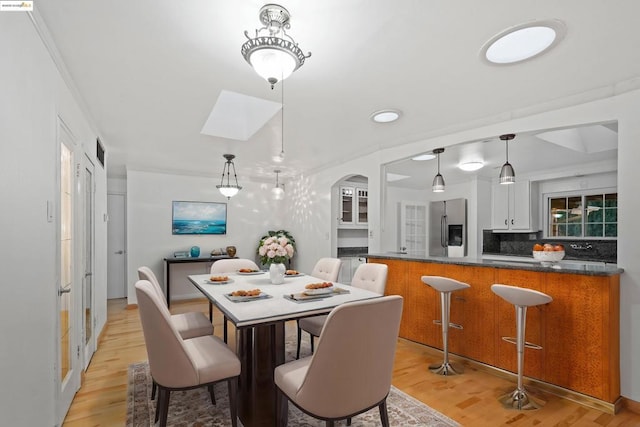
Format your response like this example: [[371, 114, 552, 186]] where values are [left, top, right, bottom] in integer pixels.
[[339, 186, 367, 228]]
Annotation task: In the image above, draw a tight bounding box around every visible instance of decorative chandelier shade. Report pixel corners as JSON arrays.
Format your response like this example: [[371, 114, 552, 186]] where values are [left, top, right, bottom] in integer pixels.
[[216, 154, 242, 199], [499, 134, 516, 184], [272, 169, 285, 200], [241, 3, 311, 89], [432, 148, 445, 193]]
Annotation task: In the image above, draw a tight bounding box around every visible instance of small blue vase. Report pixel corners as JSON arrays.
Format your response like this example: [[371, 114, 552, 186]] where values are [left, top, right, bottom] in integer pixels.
[[190, 246, 200, 257]]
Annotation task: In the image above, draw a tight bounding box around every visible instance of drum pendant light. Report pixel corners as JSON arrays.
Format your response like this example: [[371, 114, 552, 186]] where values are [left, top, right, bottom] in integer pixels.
[[499, 134, 516, 184], [432, 148, 445, 192]]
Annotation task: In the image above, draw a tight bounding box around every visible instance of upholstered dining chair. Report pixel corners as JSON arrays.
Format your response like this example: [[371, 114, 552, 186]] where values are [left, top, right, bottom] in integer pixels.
[[210, 258, 260, 342], [310, 257, 342, 282], [137, 266, 213, 340], [135, 280, 241, 427], [275, 295, 403, 427], [296, 263, 388, 359]]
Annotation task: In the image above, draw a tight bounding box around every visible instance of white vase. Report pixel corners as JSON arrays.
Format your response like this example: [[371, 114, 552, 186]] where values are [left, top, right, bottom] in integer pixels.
[[269, 263, 286, 284]]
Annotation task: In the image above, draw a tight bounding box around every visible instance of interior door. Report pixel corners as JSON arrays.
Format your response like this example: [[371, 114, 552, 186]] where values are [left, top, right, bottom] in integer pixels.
[[57, 123, 81, 424], [107, 193, 127, 299], [82, 155, 96, 368], [399, 201, 428, 257]]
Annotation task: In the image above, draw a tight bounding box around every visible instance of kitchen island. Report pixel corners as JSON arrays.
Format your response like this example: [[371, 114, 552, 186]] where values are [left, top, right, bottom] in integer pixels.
[[365, 253, 623, 413]]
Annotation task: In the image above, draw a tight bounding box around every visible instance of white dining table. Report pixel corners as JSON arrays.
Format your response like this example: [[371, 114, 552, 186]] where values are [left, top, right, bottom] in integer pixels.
[[187, 271, 381, 427]]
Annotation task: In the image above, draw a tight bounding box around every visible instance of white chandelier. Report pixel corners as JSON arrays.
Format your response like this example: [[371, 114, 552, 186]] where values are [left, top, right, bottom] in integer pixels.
[[216, 154, 242, 199], [241, 4, 311, 89]]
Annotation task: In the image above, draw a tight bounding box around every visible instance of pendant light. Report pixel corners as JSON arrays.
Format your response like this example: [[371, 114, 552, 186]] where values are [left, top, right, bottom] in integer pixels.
[[241, 4, 311, 89], [272, 169, 285, 200], [499, 134, 516, 184], [432, 148, 445, 192], [216, 154, 242, 199]]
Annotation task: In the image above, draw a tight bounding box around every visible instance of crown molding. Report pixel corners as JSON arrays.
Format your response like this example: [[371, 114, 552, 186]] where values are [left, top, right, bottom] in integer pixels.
[[27, 9, 102, 142]]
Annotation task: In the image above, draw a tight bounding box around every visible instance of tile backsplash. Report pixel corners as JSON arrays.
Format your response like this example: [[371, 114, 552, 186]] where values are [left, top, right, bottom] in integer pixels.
[[482, 230, 617, 263]]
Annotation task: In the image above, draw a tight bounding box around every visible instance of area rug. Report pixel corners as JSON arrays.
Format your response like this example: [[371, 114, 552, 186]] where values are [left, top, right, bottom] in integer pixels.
[[126, 361, 459, 427]]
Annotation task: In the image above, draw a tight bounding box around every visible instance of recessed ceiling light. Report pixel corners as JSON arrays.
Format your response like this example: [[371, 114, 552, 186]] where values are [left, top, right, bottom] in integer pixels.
[[371, 109, 401, 123], [481, 19, 566, 65], [412, 153, 436, 161], [458, 161, 484, 172]]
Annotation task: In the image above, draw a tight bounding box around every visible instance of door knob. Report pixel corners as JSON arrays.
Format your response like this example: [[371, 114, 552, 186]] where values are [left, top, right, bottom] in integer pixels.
[[114, 250, 124, 254], [58, 286, 71, 295]]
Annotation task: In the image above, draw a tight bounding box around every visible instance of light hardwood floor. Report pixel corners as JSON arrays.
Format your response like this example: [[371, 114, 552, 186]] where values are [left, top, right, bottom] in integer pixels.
[[63, 298, 640, 426]]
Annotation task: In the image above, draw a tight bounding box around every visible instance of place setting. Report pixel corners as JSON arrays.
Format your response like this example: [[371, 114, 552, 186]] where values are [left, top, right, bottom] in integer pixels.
[[205, 275, 234, 285], [284, 281, 350, 303], [224, 288, 272, 302]]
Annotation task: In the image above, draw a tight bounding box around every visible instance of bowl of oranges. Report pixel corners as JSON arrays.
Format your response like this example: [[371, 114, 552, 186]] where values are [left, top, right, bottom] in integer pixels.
[[532, 243, 565, 264]]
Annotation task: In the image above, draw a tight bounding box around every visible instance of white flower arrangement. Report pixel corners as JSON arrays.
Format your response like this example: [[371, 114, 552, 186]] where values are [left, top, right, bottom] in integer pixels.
[[257, 230, 295, 265]]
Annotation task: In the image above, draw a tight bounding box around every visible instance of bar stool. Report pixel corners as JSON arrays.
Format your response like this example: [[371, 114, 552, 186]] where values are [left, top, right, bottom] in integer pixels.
[[421, 276, 470, 375], [491, 284, 552, 410]]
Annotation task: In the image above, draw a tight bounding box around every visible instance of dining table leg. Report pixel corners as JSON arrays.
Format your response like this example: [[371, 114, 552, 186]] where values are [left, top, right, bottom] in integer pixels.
[[237, 322, 286, 427]]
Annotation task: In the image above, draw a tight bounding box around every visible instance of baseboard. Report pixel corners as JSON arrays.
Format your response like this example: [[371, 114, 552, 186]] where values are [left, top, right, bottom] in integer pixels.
[[624, 397, 640, 415]]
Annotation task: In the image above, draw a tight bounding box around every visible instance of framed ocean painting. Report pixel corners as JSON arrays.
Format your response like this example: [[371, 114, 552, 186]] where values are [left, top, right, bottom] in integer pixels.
[[172, 201, 227, 235]]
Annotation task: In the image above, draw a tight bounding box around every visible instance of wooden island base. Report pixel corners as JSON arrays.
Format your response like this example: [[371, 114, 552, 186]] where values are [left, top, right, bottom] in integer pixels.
[[369, 256, 621, 410]]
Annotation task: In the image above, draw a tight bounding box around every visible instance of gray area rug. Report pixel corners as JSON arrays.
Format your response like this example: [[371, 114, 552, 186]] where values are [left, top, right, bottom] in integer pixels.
[[126, 362, 459, 426]]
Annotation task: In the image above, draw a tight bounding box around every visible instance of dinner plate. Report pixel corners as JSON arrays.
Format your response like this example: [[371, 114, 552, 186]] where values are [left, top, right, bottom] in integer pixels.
[[303, 287, 334, 296], [284, 273, 304, 278], [236, 271, 264, 276], [206, 278, 234, 285], [225, 292, 270, 302]]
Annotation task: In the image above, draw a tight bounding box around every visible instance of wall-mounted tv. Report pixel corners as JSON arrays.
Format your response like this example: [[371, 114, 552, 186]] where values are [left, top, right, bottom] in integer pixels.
[[172, 201, 227, 235]]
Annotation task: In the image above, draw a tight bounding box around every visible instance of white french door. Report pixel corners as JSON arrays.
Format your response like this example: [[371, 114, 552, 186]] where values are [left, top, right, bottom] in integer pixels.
[[82, 154, 96, 368], [56, 121, 81, 424], [399, 201, 428, 257]]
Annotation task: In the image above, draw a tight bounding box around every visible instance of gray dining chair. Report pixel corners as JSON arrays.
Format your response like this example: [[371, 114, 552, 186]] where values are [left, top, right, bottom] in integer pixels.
[[275, 295, 403, 426], [135, 280, 241, 427], [210, 258, 260, 342], [296, 262, 388, 359]]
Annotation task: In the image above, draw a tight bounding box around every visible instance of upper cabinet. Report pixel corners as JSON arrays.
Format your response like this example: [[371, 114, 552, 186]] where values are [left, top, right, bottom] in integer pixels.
[[491, 180, 538, 232], [339, 186, 368, 228]]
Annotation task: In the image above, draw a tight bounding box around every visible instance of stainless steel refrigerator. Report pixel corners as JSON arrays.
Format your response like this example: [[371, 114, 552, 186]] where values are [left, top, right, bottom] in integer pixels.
[[429, 198, 467, 257]]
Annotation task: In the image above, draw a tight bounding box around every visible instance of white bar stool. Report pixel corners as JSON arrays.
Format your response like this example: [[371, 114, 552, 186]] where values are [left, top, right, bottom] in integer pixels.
[[421, 276, 470, 375], [491, 284, 553, 410]]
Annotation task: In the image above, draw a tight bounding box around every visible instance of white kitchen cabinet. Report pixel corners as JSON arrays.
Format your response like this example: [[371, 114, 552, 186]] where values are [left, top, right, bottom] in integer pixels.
[[491, 180, 537, 231], [338, 256, 366, 284], [398, 201, 428, 256], [339, 186, 367, 228]]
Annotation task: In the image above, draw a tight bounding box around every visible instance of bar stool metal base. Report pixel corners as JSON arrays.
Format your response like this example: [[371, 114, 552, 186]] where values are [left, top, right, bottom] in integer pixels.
[[498, 388, 545, 410], [429, 361, 464, 376]]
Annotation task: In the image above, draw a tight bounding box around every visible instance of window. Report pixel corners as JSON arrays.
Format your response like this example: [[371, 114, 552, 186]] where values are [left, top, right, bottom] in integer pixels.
[[548, 192, 617, 238]]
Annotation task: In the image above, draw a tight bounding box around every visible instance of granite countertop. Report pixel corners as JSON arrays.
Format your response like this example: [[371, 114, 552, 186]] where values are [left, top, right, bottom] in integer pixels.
[[364, 253, 623, 276]]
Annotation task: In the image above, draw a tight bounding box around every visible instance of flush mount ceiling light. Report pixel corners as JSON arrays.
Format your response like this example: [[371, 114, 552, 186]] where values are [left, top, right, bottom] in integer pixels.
[[242, 3, 311, 89], [458, 161, 484, 172], [370, 109, 401, 123], [432, 148, 445, 192], [272, 169, 285, 200], [499, 134, 516, 184], [216, 154, 242, 199], [481, 19, 566, 65], [412, 153, 436, 161]]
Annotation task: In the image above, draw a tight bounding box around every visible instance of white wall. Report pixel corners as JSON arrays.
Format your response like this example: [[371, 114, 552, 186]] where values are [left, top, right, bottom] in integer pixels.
[[295, 89, 640, 402], [0, 12, 107, 426], [126, 170, 289, 303]]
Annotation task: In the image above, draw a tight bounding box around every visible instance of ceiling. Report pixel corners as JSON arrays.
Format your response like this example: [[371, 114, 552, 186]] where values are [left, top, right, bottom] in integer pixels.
[[36, 1, 639, 184], [385, 123, 618, 189]]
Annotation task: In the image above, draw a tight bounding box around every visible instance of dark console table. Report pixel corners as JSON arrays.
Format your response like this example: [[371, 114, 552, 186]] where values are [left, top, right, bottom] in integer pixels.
[[163, 255, 233, 308]]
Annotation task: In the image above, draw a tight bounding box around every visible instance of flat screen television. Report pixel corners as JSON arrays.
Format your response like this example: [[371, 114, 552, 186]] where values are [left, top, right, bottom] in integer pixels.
[[172, 201, 227, 235]]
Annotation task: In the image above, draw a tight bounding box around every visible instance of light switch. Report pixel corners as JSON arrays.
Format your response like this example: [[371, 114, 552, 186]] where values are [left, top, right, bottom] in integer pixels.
[[47, 200, 54, 222]]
